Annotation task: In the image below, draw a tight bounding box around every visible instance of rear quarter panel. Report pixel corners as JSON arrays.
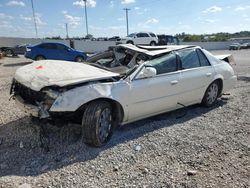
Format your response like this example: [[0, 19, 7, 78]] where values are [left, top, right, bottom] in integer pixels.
[[213, 62, 237, 92]]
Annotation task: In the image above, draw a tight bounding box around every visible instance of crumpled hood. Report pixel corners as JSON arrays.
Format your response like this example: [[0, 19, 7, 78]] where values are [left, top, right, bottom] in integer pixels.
[[14, 60, 119, 91]]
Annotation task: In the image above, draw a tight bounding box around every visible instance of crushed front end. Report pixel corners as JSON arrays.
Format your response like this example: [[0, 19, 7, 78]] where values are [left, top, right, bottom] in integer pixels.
[[10, 79, 57, 119]]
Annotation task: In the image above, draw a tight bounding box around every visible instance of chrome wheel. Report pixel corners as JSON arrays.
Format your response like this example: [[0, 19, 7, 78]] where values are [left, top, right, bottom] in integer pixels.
[[98, 108, 112, 143], [206, 83, 219, 105]]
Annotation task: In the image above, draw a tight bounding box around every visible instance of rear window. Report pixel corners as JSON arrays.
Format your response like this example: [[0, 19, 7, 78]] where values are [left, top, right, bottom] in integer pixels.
[[56, 44, 68, 50], [196, 49, 210, 66]]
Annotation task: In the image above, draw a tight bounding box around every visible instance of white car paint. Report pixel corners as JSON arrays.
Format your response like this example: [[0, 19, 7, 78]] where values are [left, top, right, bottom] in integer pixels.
[[120, 32, 158, 45], [14, 60, 119, 91], [12, 45, 237, 125]]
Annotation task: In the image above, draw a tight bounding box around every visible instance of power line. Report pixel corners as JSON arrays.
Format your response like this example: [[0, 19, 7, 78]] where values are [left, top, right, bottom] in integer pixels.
[[30, 0, 38, 38], [123, 8, 130, 36]]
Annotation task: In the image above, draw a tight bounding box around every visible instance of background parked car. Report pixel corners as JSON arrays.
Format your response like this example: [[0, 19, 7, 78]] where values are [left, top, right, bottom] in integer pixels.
[[240, 43, 250, 49], [25, 42, 87, 62], [157, 35, 179, 45], [229, 43, 241, 50], [108, 36, 121, 41], [0, 44, 29, 56], [97, 37, 108, 41], [119, 32, 158, 46]]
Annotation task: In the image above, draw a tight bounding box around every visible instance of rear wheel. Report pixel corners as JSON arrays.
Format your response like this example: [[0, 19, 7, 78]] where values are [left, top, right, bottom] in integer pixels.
[[202, 81, 220, 107], [75, 56, 84, 62], [82, 101, 114, 147], [35, 55, 45, 61], [150, 41, 156, 46]]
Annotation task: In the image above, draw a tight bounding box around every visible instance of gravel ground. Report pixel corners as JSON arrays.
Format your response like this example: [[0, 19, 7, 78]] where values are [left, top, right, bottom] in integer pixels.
[[0, 50, 249, 188]]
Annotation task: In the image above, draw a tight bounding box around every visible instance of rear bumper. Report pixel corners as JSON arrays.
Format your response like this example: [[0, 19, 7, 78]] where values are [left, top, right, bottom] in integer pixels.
[[223, 75, 237, 93]]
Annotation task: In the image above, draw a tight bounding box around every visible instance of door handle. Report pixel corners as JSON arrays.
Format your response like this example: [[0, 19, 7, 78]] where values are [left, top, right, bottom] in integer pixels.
[[206, 73, 212, 77], [170, 80, 178, 85]]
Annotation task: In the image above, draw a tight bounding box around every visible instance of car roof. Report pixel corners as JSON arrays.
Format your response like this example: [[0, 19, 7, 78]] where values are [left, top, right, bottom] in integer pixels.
[[117, 44, 197, 56], [39, 42, 66, 45]]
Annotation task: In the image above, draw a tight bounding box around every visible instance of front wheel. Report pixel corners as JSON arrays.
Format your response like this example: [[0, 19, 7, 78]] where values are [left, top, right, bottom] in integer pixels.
[[75, 56, 84, 62], [35, 55, 45, 61], [202, 81, 220, 107], [82, 101, 114, 147]]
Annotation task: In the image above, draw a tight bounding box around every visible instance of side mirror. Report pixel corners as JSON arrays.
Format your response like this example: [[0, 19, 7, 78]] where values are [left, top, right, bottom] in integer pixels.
[[136, 66, 157, 79]]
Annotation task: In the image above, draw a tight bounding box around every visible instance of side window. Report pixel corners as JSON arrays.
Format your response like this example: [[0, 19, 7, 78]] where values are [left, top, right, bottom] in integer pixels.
[[141, 33, 149, 37], [136, 33, 142, 38], [146, 52, 177, 75], [178, 49, 200, 69], [149, 33, 156, 37], [40, 44, 56, 49], [196, 49, 210, 66], [56, 44, 67, 50]]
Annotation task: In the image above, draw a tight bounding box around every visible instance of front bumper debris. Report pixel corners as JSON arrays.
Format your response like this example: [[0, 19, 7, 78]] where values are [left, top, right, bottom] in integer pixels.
[[14, 95, 40, 117]]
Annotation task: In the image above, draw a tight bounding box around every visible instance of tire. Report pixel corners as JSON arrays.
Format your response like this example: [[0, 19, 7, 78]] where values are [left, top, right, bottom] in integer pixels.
[[75, 56, 84, 62], [202, 81, 220, 107], [35, 55, 45, 61], [6, 49, 14, 56], [150, 41, 156, 46], [82, 101, 114, 147], [126, 41, 134, 45]]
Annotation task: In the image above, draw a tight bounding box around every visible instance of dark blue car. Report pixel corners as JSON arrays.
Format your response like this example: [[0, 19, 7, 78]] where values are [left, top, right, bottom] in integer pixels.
[[25, 42, 87, 62]]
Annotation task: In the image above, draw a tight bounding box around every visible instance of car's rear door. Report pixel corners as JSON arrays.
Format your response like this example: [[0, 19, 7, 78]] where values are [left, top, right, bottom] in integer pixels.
[[135, 33, 150, 45], [177, 48, 215, 105], [128, 52, 182, 121]]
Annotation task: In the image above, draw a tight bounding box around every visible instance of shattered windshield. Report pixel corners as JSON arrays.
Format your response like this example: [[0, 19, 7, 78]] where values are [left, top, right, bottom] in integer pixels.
[[86, 46, 149, 77]]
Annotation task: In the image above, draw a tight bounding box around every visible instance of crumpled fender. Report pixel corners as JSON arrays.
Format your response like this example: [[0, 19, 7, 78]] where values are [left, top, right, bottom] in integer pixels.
[[49, 81, 129, 118]]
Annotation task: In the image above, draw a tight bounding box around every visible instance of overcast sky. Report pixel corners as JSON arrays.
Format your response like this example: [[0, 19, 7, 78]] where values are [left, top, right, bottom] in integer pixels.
[[0, 0, 250, 38]]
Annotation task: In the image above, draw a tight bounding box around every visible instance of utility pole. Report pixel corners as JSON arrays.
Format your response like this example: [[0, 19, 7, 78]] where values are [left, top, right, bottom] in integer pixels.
[[123, 8, 130, 36], [31, 0, 38, 38], [65, 23, 69, 39], [83, 0, 89, 36]]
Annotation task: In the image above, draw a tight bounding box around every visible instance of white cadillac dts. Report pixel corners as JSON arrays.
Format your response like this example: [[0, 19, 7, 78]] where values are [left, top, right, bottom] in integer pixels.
[[10, 44, 237, 147]]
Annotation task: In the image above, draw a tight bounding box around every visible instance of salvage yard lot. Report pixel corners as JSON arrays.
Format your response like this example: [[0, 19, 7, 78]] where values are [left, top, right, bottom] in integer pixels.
[[0, 50, 249, 187]]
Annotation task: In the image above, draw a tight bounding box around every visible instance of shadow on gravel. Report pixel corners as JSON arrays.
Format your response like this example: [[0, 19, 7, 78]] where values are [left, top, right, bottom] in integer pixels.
[[237, 76, 250, 82], [0, 100, 226, 177], [3, 61, 32, 67]]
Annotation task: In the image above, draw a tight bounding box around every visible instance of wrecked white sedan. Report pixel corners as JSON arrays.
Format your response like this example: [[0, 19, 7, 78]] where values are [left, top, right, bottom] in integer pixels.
[[10, 44, 237, 147]]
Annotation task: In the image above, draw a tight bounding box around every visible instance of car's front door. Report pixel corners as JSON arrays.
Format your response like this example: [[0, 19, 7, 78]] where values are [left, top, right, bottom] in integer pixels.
[[177, 48, 215, 105], [128, 52, 181, 121]]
